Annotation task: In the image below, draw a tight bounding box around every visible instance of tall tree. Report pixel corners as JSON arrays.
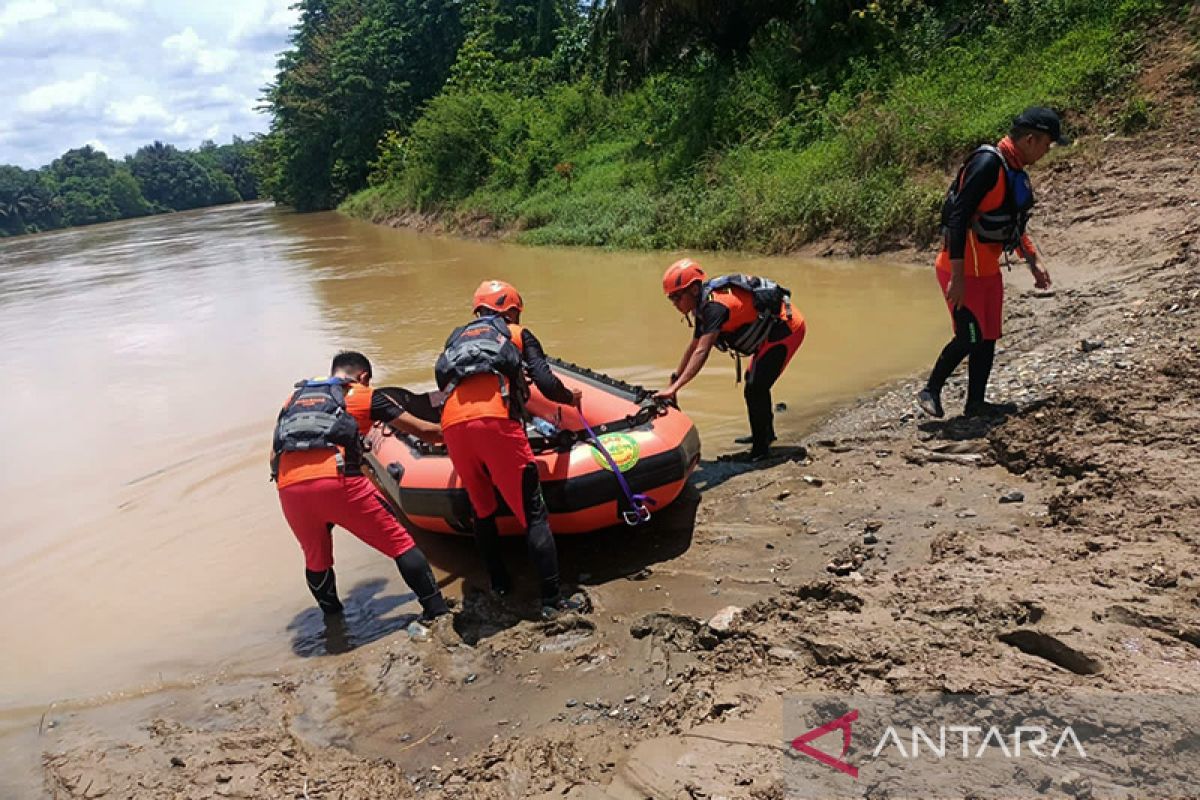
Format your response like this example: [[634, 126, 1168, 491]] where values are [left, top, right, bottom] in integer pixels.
[[264, 0, 466, 209], [128, 142, 225, 211]]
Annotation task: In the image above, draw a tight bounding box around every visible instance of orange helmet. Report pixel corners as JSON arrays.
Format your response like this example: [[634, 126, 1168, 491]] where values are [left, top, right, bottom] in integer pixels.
[[662, 258, 706, 296], [472, 279, 523, 314]]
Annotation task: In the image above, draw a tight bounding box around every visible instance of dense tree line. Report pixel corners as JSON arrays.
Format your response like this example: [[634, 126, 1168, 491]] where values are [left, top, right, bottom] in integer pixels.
[[0, 137, 261, 238], [263, 0, 1179, 250]]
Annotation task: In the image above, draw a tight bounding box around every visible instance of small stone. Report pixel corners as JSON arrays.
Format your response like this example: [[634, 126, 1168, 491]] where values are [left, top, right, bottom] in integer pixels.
[[775, 402, 787, 412], [863, 533, 879, 545], [170, 756, 186, 768], [999, 490, 1025, 504], [624, 695, 636, 703], [406, 621, 430, 641], [776, 490, 791, 500], [565, 698, 578, 708], [707, 606, 743, 633], [464, 673, 477, 684], [608, 708, 621, 718], [956, 509, 978, 518], [216, 774, 231, 783], [1080, 339, 1105, 352], [768, 647, 800, 661], [765, 542, 775, 550], [802, 475, 825, 487]]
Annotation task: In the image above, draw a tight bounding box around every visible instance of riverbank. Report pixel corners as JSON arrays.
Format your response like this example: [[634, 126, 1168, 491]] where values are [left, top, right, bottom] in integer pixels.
[[31, 32, 1200, 800]]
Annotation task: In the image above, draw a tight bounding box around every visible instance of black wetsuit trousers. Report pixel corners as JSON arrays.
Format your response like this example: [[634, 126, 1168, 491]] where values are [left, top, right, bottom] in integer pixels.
[[472, 463, 561, 605], [744, 326, 794, 456], [926, 306, 996, 408]]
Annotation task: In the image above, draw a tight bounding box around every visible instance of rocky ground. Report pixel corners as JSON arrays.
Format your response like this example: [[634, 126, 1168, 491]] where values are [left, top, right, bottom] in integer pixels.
[[35, 26, 1200, 800]]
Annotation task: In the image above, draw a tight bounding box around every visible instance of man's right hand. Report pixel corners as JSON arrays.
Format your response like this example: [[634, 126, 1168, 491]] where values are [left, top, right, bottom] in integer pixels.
[[945, 273, 965, 309]]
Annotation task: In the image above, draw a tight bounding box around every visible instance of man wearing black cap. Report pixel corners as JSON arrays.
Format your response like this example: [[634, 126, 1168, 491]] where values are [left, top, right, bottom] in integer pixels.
[[917, 106, 1070, 419]]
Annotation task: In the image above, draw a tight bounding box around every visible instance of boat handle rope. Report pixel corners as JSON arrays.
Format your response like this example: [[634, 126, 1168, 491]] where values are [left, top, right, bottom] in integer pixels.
[[575, 408, 655, 526]]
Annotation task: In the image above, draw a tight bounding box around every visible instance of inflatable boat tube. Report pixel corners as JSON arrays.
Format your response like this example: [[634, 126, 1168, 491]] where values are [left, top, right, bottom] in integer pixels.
[[364, 359, 701, 535]]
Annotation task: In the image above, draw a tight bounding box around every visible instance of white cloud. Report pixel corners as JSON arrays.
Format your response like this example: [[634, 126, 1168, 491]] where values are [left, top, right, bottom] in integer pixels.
[[18, 72, 106, 114], [229, 0, 298, 45], [106, 94, 169, 126], [1, 1, 294, 167], [84, 136, 110, 153], [163, 26, 236, 75], [63, 7, 129, 32], [0, 0, 57, 34]]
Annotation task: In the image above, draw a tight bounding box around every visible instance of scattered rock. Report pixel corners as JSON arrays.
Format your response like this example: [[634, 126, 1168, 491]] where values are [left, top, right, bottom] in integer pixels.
[[956, 509, 978, 518], [1080, 339, 1105, 352], [406, 621, 430, 641], [999, 490, 1025, 504], [706, 606, 743, 634], [565, 698, 578, 708], [768, 647, 800, 662], [169, 756, 186, 768], [863, 532, 879, 545], [801, 474, 825, 487]]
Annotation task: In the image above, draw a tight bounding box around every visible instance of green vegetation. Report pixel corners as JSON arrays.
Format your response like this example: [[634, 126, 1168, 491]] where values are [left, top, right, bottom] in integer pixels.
[[262, 0, 1179, 253], [0, 137, 260, 238]]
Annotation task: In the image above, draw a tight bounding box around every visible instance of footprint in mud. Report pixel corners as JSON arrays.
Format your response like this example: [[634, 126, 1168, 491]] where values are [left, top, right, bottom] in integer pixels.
[[285, 578, 419, 657]]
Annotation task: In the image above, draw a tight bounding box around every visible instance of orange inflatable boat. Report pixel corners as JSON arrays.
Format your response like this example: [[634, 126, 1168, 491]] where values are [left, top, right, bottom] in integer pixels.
[[364, 359, 701, 535]]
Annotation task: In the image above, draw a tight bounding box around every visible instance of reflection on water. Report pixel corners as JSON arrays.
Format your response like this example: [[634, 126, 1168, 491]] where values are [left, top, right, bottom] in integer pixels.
[[0, 201, 947, 712]]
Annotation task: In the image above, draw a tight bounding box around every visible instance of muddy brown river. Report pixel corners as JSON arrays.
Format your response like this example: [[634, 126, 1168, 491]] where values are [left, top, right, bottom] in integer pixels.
[[0, 201, 946, 724]]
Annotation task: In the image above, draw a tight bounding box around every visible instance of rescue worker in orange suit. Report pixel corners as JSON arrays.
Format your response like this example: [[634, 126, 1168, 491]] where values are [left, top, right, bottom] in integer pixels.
[[272, 351, 450, 620], [918, 107, 1068, 419], [436, 280, 587, 620], [655, 259, 806, 461]]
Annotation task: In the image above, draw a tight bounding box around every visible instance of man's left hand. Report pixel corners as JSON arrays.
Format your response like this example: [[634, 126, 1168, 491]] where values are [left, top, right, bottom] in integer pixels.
[[654, 388, 677, 402]]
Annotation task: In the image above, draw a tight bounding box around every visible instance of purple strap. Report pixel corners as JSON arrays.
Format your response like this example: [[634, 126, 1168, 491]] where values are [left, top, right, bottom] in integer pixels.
[[577, 412, 655, 526]]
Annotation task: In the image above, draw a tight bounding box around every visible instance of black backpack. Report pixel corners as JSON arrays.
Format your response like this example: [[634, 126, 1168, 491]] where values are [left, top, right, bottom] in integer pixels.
[[270, 378, 363, 479], [435, 315, 527, 410]]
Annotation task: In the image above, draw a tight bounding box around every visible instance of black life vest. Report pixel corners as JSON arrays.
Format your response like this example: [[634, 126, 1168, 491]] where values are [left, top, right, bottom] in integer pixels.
[[270, 378, 364, 479], [941, 144, 1035, 253], [435, 315, 527, 410], [702, 274, 792, 356]]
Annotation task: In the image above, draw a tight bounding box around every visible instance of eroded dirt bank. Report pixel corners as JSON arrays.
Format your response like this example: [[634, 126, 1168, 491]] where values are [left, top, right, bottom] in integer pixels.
[[33, 38, 1200, 800]]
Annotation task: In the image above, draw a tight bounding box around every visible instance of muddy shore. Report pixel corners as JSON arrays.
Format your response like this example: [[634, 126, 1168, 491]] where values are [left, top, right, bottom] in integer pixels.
[[28, 40, 1200, 800]]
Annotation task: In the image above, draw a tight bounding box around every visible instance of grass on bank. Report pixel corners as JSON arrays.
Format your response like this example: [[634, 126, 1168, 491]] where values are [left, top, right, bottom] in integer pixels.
[[341, 0, 1172, 253]]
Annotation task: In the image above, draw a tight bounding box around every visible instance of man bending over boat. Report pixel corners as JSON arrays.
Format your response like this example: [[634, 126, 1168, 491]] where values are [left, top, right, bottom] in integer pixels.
[[271, 351, 450, 621], [656, 259, 806, 461], [436, 280, 587, 620]]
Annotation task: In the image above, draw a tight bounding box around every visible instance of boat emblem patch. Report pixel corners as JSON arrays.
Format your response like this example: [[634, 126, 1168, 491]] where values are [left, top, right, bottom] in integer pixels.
[[590, 432, 640, 473]]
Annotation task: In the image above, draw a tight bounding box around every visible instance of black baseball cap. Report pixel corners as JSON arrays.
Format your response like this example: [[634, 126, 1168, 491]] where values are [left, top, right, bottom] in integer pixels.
[[1013, 106, 1071, 145]]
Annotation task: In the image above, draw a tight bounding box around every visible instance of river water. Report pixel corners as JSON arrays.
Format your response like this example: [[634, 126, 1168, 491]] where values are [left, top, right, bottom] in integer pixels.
[[0, 201, 946, 718]]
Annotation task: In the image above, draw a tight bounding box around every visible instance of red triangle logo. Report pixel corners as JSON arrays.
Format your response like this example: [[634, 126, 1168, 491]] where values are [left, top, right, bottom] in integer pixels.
[[790, 709, 859, 778]]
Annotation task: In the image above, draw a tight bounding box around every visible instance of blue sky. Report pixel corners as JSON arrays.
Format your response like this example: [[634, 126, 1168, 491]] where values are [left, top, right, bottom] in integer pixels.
[[0, 0, 298, 168]]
